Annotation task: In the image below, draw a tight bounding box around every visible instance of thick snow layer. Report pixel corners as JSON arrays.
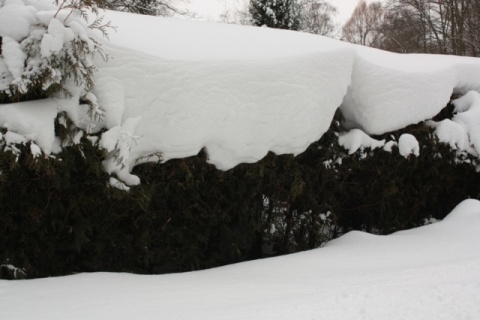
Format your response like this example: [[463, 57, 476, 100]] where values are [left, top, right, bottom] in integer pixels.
[[97, 10, 480, 171], [97, 45, 352, 170], [1, 199, 480, 320], [1, 3, 480, 177], [341, 48, 480, 134], [104, 10, 348, 61], [96, 12, 355, 170]]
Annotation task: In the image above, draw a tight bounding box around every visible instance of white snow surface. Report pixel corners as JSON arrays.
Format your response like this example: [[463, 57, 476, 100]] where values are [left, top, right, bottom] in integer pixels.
[[340, 47, 480, 134], [338, 128, 385, 154], [428, 119, 471, 152], [452, 91, 480, 155], [1, 198, 480, 320], [426, 91, 480, 157], [40, 18, 75, 58], [0, 0, 37, 41], [398, 133, 420, 158], [95, 10, 480, 172], [97, 11, 353, 170], [1, 36, 26, 82], [0, 99, 58, 153]]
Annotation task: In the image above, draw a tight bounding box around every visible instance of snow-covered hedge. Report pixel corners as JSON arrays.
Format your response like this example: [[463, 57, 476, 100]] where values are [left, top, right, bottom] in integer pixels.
[[2, 109, 480, 278], [3, 2, 480, 188], [2, 1, 480, 278]]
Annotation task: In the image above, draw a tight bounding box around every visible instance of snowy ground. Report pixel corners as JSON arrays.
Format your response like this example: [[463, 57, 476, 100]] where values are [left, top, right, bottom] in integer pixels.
[[1, 199, 480, 320]]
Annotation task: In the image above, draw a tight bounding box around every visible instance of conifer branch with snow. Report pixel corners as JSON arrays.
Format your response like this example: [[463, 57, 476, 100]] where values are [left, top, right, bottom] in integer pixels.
[[0, 0, 112, 106]]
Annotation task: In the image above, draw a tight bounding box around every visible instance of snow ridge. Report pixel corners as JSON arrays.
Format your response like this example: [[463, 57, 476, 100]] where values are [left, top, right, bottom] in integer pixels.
[[97, 10, 480, 178]]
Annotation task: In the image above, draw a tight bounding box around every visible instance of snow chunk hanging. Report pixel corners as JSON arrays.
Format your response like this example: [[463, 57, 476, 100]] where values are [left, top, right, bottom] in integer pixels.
[[398, 134, 420, 158], [338, 128, 385, 155], [100, 117, 142, 188]]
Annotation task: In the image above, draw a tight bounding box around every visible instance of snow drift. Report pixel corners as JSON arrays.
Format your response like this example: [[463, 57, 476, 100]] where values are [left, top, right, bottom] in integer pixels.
[[341, 48, 480, 134], [1, 199, 479, 320], [99, 11, 480, 172]]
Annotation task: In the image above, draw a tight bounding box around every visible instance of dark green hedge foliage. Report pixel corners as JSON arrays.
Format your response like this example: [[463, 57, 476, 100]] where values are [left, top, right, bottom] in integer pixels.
[[1, 109, 480, 279]]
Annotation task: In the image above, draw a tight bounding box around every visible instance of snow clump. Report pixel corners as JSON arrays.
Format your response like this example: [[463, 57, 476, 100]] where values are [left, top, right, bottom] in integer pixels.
[[338, 128, 385, 154], [451, 91, 480, 155], [398, 134, 420, 158], [0, 0, 38, 41], [100, 117, 142, 187], [427, 91, 480, 158]]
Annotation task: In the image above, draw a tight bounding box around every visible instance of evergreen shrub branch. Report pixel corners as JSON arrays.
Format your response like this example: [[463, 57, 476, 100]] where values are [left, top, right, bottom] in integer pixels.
[[0, 0, 113, 108]]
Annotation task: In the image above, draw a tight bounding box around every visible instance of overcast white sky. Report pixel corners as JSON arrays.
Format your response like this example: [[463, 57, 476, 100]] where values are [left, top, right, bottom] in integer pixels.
[[186, 0, 364, 24]]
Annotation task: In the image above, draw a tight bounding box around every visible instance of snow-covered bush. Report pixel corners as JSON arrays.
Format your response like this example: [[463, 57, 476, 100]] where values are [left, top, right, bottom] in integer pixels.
[[333, 118, 479, 233], [0, 0, 110, 104], [256, 105, 480, 254], [2, 106, 480, 278]]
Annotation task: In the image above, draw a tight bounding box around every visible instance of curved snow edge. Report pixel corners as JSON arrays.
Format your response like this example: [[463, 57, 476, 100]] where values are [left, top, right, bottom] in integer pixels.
[[95, 44, 354, 174]]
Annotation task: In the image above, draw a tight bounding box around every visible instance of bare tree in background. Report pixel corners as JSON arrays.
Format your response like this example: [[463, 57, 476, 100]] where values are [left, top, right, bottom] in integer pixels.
[[376, 4, 427, 53], [342, 0, 385, 47], [344, 0, 480, 57], [219, 0, 253, 25], [298, 0, 338, 37]]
